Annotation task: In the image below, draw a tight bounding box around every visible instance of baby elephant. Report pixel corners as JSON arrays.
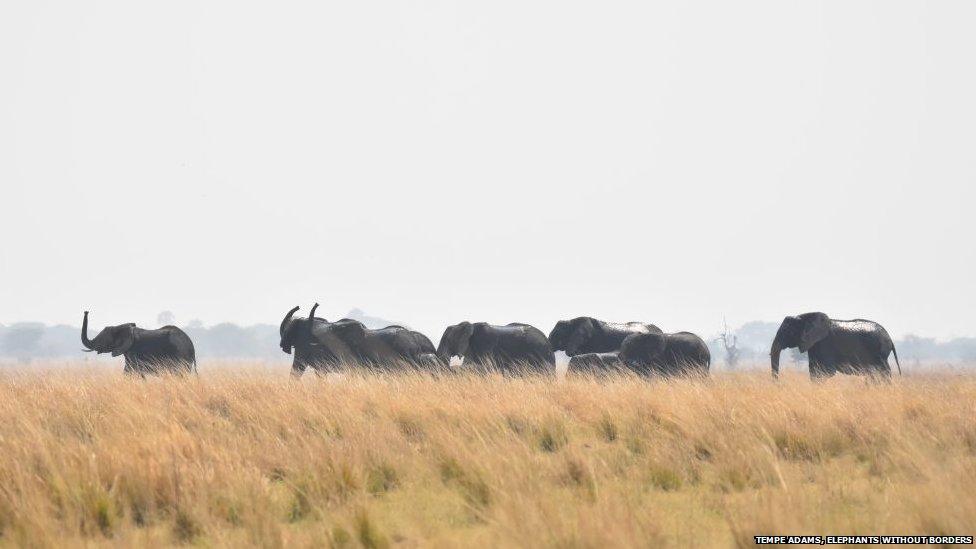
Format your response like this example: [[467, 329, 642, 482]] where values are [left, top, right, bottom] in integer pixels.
[[619, 331, 710, 377], [566, 352, 625, 375]]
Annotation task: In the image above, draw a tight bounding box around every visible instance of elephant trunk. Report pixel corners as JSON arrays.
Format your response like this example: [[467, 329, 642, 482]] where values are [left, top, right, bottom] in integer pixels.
[[770, 338, 783, 379], [81, 311, 94, 351], [438, 349, 454, 366], [308, 303, 320, 333], [280, 306, 299, 337], [436, 335, 454, 364], [562, 340, 577, 356], [435, 342, 450, 364]]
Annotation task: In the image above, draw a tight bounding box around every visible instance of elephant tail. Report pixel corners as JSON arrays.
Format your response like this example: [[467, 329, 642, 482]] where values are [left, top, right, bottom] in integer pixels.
[[187, 340, 198, 374], [891, 345, 902, 376], [187, 343, 198, 375]]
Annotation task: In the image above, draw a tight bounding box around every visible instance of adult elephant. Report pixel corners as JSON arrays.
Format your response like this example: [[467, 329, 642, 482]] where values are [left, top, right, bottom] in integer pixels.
[[437, 322, 556, 374], [618, 331, 710, 377], [566, 352, 625, 375], [81, 311, 196, 375], [770, 312, 901, 380], [279, 305, 347, 374], [279, 304, 443, 376], [549, 316, 662, 356]]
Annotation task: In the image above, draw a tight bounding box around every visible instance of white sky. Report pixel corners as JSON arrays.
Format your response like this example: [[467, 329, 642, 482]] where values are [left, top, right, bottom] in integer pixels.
[[2, 1, 974, 341]]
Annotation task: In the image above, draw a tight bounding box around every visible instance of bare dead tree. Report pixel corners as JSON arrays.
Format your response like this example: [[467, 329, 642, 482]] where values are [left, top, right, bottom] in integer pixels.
[[716, 318, 739, 370]]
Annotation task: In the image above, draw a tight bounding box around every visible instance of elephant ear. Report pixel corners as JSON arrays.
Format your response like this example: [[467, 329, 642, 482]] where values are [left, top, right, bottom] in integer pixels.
[[565, 318, 594, 355], [641, 333, 667, 356], [621, 332, 665, 360], [619, 333, 643, 365], [330, 321, 368, 346], [799, 313, 830, 353], [453, 322, 475, 357], [649, 333, 668, 356], [111, 325, 137, 357]]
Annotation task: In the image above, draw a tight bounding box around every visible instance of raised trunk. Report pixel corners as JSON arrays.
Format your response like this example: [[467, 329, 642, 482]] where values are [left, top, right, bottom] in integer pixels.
[[280, 306, 300, 337], [81, 311, 94, 350], [308, 303, 320, 333], [769, 338, 782, 379]]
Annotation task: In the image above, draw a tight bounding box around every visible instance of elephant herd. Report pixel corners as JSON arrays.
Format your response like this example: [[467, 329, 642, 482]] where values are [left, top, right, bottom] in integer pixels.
[[79, 308, 902, 380]]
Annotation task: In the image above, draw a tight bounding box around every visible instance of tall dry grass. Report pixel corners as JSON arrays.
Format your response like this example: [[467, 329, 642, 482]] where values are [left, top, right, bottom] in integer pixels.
[[0, 364, 974, 547]]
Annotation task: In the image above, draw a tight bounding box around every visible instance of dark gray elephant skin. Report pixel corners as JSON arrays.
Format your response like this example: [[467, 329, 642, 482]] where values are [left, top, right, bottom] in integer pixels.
[[280, 304, 444, 376], [618, 331, 710, 377], [770, 312, 901, 380], [548, 317, 662, 356], [437, 322, 556, 374], [81, 311, 196, 375], [567, 352, 624, 375]]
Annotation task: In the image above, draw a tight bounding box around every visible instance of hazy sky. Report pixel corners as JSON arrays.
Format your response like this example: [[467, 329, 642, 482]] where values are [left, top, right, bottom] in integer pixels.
[[2, 1, 974, 341]]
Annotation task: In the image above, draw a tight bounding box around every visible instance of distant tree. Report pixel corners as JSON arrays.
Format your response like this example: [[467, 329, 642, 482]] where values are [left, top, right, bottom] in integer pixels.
[[788, 348, 806, 368], [732, 321, 780, 354], [206, 323, 258, 357], [944, 337, 976, 363], [2, 323, 45, 363], [157, 311, 176, 326], [899, 334, 936, 363], [716, 319, 739, 370]]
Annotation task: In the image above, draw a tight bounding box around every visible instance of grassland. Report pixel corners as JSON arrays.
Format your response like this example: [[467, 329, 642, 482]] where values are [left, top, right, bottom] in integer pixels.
[[0, 364, 974, 547]]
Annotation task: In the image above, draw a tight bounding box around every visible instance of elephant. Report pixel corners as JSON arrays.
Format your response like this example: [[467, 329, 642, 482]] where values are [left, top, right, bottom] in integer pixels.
[[618, 331, 710, 377], [548, 316, 662, 356], [81, 311, 196, 375], [437, 322, 556, 374], [566, 352, 624, 375], [769, 312, 901, 380], [279, 304, 445, 376]]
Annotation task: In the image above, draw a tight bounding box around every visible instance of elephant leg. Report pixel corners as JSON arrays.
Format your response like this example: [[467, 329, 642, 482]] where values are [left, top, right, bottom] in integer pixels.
[[311, 363, 336, 376], [640, 362, 656, 378], [871, 359, 892, 382], [122, 358, 145, 378], [535, 357, 557, 376], [808, 357, 831, 382], [809, 369, 830, 382], [688, 360, 709, 378]]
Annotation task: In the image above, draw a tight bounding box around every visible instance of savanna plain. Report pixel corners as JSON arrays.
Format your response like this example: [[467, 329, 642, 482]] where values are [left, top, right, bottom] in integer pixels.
[[0, 363, 974, 548]]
